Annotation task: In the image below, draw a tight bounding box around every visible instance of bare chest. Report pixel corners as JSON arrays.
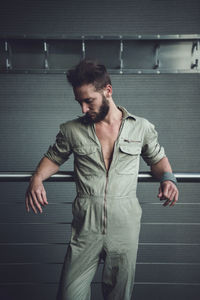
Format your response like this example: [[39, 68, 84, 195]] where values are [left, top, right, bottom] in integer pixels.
[[95, 122, 121, 170]]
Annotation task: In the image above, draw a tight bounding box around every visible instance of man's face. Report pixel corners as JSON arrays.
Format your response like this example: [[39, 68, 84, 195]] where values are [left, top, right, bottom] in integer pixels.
[[74, 84, 110, 123]]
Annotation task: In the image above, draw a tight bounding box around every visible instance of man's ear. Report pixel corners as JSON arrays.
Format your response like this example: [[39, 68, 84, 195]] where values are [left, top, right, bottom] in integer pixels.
[[105, 84, 112, 97]]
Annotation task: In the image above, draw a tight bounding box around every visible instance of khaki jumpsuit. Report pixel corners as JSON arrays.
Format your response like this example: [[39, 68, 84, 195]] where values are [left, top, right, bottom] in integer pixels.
[[44, 106, 166, 300]]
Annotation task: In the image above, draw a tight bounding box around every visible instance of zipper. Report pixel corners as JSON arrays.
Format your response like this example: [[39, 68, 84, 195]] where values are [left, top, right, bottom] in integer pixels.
[[102, 170, 109, 234], [101, 119, 126, 235], [99, 145, 109, 235], [92, 117, 126, 235]]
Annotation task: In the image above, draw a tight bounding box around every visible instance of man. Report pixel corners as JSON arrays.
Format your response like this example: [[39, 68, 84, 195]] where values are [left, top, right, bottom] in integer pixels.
[[25, 59, 179, 300]]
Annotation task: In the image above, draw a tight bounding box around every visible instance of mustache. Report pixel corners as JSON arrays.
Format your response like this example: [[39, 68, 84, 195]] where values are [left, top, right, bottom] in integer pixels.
[[86, 112, 95, 117]]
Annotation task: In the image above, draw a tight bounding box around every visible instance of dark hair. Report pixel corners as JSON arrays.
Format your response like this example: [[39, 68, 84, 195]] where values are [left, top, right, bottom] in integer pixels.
[[66, 59, 111, 91]]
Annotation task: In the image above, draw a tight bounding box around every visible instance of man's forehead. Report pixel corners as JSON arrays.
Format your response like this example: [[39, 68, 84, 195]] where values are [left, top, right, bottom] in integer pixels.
[[74, 84, 100, 101], [74, 83, 96, 93]]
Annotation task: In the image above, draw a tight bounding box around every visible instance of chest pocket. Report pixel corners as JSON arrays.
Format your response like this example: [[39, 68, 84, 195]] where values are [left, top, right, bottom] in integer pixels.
[[73, 145, 98, 176], [116, 143, 141, 175], [73, 146, 97, 156]]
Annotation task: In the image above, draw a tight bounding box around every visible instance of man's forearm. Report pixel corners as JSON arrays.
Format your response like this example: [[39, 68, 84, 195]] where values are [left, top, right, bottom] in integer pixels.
[[150, 156, 172, 180], [32, 157, 60, 181]]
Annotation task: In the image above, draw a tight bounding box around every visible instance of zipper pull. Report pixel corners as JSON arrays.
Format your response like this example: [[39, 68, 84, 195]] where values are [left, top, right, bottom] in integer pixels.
[[124, 139, 141, 143]]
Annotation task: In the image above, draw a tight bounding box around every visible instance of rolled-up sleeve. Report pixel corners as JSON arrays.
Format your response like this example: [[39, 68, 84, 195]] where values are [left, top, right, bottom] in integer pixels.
[[141, 119, 166, 166], [44, 123, 72, 166]]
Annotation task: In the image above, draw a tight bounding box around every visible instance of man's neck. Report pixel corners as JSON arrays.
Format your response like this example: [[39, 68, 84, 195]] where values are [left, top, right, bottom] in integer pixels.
[[99, 101, 123, 126]]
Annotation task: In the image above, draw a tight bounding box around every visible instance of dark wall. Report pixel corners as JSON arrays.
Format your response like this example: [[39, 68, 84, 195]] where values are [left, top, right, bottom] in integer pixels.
[[0, 0, 200, 36], [0, 1, 200, 300]]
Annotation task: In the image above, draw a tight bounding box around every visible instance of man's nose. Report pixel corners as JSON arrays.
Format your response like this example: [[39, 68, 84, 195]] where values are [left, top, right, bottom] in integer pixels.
[[82, 103, 89, 114]]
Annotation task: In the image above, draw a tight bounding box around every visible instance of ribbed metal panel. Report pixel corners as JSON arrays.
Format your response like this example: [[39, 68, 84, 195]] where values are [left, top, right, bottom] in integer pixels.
[[1, 283, 200, 300], [0, 0, 200, 36], [0, 74, 199, 171], [1, 223, 200, 244], [1, 201, 200, 223], [1, 263, 200, 284], [1, 244, 200, 264]]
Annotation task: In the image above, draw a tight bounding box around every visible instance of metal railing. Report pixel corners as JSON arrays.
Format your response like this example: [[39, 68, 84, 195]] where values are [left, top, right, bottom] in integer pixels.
[[0, 172, 199, 182]]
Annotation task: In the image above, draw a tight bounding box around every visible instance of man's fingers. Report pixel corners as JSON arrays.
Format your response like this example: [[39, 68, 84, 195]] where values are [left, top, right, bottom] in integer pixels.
[[175, 189, 179, 202], [158, 185, 170, 201], [41, 190, 48, 205], [169, 190, 178, 206], [35, 189, 45, 206], [157, 186, 166, 199], [163, 199, 169, 206], [163, 190, 178, 207], [167, 188, 174, 201], [159, 181, 179, 207], [25, 194, 30, 212], [162, 184, 170, 199], [26, 191, 46, 214], [157, 188, 162, 198], [25, 179, 48, 214], [29, 194, 38, 214], [30, 191, 43, 213]]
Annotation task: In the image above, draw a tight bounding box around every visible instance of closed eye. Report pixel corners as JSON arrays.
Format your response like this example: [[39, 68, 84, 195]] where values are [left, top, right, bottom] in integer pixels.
[[75, 98, 94, 105], [85, 98, 94, 104]]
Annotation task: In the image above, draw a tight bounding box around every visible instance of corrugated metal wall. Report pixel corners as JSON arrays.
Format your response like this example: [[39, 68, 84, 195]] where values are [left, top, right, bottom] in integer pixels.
[[0, 0, 200, 36], [0, 1, 200, 300]]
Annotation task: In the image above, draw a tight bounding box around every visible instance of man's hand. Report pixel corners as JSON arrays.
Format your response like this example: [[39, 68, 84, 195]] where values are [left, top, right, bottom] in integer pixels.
[[25, 175, 48, 214], [157, 180, 179, 207]]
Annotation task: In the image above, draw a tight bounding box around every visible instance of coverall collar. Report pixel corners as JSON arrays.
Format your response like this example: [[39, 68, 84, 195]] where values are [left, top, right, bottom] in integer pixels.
[[83, 106, 136, 145], [117, 106, 137, 121], [80, 105, 136, 124]]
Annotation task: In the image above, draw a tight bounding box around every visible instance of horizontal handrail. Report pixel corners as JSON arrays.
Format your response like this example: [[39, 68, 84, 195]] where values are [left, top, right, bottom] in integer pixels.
[[0, 172, 199, 182]]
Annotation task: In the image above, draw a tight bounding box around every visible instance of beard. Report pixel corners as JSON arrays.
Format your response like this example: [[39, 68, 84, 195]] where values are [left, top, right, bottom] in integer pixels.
[[84, 94, 110, 124]]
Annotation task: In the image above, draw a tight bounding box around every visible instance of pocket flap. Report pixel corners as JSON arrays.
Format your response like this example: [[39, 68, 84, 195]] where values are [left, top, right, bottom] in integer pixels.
[[73, 146, 97, 155], [119, 144, 141, 155]]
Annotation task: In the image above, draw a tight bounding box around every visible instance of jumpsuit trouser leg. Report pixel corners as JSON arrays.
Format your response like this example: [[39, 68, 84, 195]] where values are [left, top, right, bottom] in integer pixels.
[[101, 236, 140, 300], [56, 234, 103, 300], [56, 237, 140, 300], [56, 195, 142, 300], [100, 195, 142, 300]]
